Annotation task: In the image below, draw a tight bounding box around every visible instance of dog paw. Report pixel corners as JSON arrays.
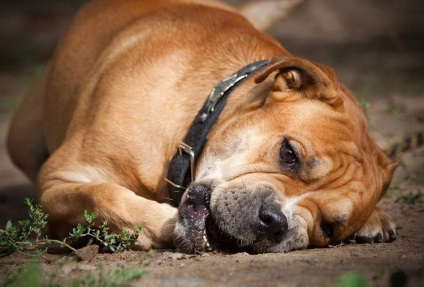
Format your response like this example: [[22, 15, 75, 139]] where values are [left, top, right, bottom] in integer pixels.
[[351, 208, 397, 243], [174, 184, 212, 253]]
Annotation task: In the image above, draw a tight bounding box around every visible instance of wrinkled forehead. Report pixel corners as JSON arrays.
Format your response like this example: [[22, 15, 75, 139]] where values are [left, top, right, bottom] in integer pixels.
[[272, 99, 361, 147]]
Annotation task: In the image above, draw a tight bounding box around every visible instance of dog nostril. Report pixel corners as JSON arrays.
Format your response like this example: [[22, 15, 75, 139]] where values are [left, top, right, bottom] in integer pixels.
[[259, 210, 274, 226], [258, 205, 288, 240]]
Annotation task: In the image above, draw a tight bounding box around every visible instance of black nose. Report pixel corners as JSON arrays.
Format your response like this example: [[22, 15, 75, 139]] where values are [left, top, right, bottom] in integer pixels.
[[186, 184, 211, 212], [257, 204, 288, 242]]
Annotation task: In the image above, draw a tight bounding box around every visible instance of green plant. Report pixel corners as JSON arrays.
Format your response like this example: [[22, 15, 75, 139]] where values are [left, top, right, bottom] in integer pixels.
[[336, 272, 371, 287], [1, 260, 144, 287], [398, 191, 423, 204], [1, 259, 45, 287], [68, 272, 97, 287], [69, 210, 142, 252], [67, 264, 145, 287], [0, 198, 73, 254], [0, 198, 142, 255]]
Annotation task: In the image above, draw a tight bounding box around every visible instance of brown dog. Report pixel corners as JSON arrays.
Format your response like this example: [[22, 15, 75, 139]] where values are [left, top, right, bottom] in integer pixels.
[[7, 0, 397, 253]]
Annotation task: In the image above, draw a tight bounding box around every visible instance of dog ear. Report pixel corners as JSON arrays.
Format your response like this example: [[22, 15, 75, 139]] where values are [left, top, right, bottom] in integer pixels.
[[255, 56, 342, 109]]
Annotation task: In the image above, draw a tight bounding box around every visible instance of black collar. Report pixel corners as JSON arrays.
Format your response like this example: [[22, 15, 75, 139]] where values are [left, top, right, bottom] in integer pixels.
[[165, 59, 271, 206]]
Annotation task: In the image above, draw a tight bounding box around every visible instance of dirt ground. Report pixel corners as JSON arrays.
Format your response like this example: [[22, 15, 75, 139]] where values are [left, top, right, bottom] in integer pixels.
[[1, 1, 423, 286]]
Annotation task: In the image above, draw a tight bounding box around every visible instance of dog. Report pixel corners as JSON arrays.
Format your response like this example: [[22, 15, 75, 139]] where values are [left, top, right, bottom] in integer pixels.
[[7, 0, 397, 253]]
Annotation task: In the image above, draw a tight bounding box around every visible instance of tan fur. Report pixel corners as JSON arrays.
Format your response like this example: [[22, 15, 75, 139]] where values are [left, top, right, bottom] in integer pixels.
[[7, 0, 396, 251]]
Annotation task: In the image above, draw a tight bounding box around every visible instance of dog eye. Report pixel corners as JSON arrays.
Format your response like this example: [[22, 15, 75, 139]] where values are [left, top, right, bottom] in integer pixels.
[[280, 142, 298, 167]]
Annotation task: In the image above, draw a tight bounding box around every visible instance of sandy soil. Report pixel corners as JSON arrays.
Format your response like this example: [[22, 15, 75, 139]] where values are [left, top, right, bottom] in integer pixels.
[[0, 1, 423, 286]]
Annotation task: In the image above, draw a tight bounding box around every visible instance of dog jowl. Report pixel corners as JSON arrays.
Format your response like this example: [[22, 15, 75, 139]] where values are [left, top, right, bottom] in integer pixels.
[[174, 58, 398, 254]]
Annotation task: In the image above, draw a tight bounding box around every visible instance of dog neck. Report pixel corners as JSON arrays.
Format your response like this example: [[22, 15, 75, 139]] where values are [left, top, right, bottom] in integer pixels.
[[165, 59, 272, 206]]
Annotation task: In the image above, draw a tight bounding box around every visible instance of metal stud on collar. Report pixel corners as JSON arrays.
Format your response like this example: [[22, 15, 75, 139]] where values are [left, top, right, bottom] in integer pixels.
[[166, 59, 272, 204], [200, 59, 271, 122]]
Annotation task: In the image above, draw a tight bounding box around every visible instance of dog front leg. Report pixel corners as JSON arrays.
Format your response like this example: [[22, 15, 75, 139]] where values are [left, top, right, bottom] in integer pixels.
[[37, 177, 178, 250]]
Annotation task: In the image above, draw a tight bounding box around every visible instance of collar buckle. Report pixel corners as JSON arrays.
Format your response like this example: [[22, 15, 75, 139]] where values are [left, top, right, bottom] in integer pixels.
[[166, 59, 272, 204], [164, 142, 195, 191]]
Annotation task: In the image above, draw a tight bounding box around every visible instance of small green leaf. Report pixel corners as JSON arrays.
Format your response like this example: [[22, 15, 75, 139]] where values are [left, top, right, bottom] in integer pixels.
[[336, 272, 371, 287], [5, 220, 12, 230], [76, 223, 85, 235]]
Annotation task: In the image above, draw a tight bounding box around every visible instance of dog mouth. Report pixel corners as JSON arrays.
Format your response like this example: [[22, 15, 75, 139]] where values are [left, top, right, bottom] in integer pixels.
[[205, 215, 255, 253], [175, 184, 260, 254]]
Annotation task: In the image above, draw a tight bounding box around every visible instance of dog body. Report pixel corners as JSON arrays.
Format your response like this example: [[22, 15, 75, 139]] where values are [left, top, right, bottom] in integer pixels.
[[8, 0, 397, 253]]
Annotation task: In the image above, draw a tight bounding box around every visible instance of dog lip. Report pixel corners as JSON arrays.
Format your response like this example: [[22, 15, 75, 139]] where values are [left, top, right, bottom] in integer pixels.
[[205, 213, 288, 253], [205, 214, 256, 253]]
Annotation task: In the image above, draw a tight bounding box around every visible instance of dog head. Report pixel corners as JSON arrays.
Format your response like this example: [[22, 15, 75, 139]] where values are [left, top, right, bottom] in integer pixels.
[[174, 57, 397, 253]]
